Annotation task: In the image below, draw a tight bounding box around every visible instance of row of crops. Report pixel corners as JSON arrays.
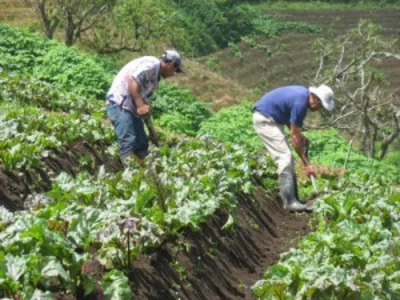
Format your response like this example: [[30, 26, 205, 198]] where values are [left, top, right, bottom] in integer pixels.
[[0, 24, 277, 298], [0, 23, 399, 298], [0, 139, 274, 298], [253, 173, 400, 298]]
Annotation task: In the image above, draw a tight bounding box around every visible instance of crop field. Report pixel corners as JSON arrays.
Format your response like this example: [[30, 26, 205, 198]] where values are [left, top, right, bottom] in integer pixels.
[[211, 8, 400, 100], [0, 3, 400, 300]]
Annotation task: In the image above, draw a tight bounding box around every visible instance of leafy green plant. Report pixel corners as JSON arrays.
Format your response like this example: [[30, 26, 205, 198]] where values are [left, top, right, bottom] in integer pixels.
[[0, 25, 115, 99], [0, 104, 115, 170], [0, 24, 52, 72], [304, 129, 400, 182], [152, 83, 212, 135], [101, 270, 132, 299], [198, 101, 262, 149], [0, 71, 102, 113], [33, 45, 113, 98], [0, 136, 277, 297], [252, 173, 400, 298], [157, 112, 197, 136]]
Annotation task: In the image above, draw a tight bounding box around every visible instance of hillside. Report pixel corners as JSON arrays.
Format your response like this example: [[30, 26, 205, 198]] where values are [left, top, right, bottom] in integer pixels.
[[207, 7, 400, 103], [0, 0, 254, 109], [1, 2, 399, 109]]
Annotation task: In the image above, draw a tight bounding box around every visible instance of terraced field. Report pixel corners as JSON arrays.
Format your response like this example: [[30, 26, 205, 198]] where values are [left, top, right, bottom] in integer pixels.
[[211, 8, 400, 95]]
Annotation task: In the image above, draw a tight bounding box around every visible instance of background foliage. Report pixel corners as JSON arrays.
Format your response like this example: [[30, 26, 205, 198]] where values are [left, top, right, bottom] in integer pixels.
[[0, 24, 115, 99], [152, 83, 212, 136]]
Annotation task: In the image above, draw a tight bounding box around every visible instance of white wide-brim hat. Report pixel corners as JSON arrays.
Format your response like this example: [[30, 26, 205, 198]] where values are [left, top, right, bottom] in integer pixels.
[[309, 84, 335, 112]]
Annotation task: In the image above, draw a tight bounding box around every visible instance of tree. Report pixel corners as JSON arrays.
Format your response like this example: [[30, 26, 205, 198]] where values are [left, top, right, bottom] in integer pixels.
[[22, 0, 59, 39], [22, 0, 116, 46], [83, 0, 185, 54], [56, 0, 116, 46], [312, 20, 400, 159]]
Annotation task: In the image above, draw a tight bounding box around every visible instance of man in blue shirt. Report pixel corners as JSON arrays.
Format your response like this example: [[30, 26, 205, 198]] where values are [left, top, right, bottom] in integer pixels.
[[253, 84, 334, 212]]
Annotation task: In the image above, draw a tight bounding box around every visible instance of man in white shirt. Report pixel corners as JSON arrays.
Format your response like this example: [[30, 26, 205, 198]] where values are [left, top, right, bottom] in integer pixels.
[[106, 50, 183, 167]]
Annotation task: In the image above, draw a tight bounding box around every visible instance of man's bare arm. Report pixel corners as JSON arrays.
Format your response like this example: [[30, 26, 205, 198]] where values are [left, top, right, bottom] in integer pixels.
[[128, 75, 150, 116], [290, 124, 309, 166], [291, 124, 316, 176]]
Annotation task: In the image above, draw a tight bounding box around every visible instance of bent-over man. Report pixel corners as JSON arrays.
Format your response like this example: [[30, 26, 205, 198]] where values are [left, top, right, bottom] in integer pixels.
[[253, 84, 334, 212], [106, 50, 183, 167]]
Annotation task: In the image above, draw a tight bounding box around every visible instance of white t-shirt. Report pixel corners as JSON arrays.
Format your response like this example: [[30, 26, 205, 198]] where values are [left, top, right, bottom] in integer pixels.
[[106, 56, 161, 113]]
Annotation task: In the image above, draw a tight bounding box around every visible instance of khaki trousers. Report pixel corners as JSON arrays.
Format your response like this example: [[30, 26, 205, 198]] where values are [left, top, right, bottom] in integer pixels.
[[252, 111, 294, 175]]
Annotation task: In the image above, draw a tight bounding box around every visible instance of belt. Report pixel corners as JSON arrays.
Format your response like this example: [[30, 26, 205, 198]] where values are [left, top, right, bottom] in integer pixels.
[[107, 96, 127, 107]]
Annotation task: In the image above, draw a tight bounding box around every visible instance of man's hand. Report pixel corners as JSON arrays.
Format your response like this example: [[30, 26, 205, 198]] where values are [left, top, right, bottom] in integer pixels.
[[136, 103, 151, 116], [305, 164, 316, 177]]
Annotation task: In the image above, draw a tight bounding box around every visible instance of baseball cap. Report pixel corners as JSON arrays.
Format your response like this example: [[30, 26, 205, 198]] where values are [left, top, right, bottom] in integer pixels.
[[161, 50, 183, 73], [309, 84, 335, 112]]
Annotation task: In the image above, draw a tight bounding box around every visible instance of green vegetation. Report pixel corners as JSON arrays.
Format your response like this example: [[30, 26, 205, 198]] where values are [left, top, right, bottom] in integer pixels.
[[0, 139, 274, 298], [252, 18, 322, 39], [198, 102, 262, 149], [0, 71, 101, 113], [252, 172, 400, 298], [305, 129, 400, 182], [1, 3, 399, 299], [0, 24, 114, 99], [152, 83, 212, 136], [0, 103, 114, 170], [33, 46, 113, 98]]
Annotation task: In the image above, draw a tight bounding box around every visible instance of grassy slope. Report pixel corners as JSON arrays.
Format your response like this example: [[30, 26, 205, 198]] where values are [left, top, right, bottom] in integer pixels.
[[208, 5, 400, 101]]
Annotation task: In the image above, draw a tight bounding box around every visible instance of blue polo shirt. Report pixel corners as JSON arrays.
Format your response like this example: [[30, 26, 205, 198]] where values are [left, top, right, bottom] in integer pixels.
[[253, 85, 309, 128]]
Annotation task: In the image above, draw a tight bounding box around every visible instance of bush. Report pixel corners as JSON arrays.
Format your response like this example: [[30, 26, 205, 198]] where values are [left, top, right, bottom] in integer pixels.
[[170, 1, 258, 55], [198, 102, 262, 149], [0, 25, 115, 99], [157, 112, 197, 136], [152, 83, 212, 135], [33, 46, 113, 99], [0, 24, 52, 71]]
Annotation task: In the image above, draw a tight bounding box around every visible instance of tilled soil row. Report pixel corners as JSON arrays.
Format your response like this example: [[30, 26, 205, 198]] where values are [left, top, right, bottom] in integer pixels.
[[83, 189, 310, 300]]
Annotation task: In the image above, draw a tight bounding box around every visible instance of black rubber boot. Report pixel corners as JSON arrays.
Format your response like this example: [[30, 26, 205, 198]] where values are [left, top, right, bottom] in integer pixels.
[[279, 171, 307, 212]]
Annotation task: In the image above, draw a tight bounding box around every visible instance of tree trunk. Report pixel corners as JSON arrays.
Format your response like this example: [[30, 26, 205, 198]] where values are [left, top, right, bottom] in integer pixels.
[[379, 113, 400, 159], [64, 13, 75, 46]]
